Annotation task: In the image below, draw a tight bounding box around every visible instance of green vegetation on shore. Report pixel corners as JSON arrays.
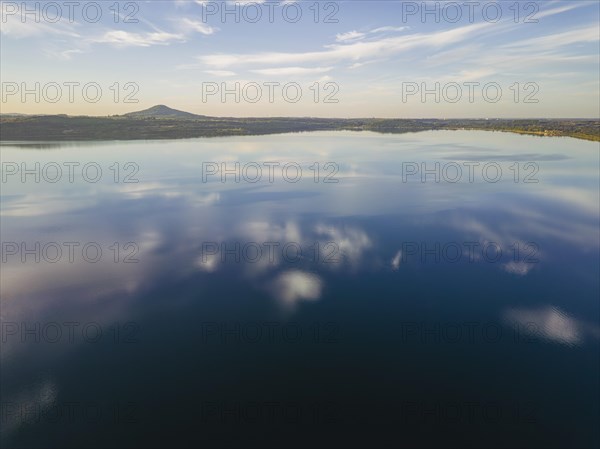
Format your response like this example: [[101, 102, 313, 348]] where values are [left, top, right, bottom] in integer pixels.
[[1, 107, 598, 142]]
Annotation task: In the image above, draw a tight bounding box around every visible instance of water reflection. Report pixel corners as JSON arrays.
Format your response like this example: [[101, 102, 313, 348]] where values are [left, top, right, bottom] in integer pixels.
[[503, 306, 600, 347], [1, 131, 598, 447]]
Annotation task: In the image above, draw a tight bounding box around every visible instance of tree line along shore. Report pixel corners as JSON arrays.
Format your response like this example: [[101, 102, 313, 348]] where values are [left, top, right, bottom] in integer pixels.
[[1, 114, 598, 142]]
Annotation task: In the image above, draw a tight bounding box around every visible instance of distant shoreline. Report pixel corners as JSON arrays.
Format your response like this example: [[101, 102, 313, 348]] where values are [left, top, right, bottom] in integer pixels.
[[2, 114, 598, 142]]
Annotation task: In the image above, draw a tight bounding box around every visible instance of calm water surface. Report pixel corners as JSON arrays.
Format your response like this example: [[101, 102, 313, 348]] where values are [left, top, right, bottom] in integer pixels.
[[1, 131, 599, 448]]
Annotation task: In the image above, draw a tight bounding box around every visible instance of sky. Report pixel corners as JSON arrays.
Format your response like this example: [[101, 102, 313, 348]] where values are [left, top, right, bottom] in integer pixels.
[[1, 0, 599, 117]]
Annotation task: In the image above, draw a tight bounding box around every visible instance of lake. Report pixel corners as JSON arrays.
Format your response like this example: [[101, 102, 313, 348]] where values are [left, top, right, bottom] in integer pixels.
[[1, 130, 599, 448]]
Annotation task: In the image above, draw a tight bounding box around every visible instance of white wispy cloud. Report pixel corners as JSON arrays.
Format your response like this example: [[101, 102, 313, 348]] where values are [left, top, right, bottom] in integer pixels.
[[1, 3, 80, 38], [536, 2, 588, 19], [204, 70, 236, 76], [227, 0, 267, 4], [180, 18, 218, 35], [501, 25, 599, 51], [336, 30, 365, 42], [198, 22, 490, 68], [91, 30, 186, 47], [250, 66, 333, 76], [336, 26, 408, 42], [348, 59, 386, 70], [371, 26, 409, 33], [43, 48, 84, 61], [316, 75, 333, 83]]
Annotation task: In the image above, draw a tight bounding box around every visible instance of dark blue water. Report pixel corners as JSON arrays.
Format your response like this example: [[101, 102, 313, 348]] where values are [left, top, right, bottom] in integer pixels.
[[1, 131, 599, 448]]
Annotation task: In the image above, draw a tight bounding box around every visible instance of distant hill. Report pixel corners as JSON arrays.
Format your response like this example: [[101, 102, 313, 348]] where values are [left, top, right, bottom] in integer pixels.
[[123, 105, 207, 119]]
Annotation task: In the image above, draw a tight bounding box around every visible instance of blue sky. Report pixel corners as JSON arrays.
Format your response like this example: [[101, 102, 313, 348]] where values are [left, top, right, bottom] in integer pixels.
[[1, 0, 599, 117]]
